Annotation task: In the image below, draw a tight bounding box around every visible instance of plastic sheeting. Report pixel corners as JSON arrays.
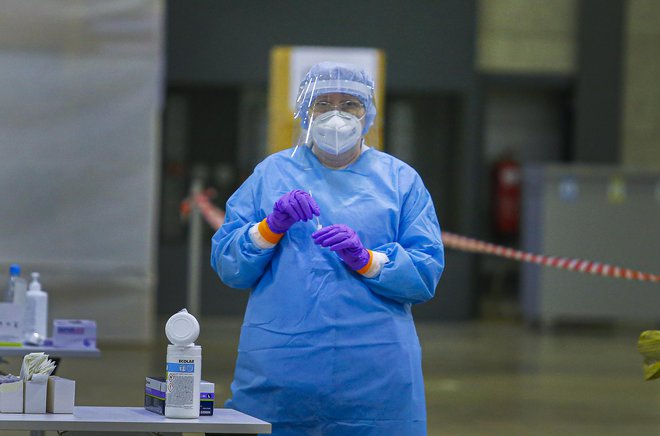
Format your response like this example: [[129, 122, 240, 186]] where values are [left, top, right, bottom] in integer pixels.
[[0, 0, 163, 341]]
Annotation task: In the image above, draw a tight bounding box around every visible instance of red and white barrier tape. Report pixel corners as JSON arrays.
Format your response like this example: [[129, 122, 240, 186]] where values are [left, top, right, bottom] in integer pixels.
[[180, 189, 226, 230], [196, 198, 225, 230], [183, 191, 658, 283], [442, 231, 660, 283]]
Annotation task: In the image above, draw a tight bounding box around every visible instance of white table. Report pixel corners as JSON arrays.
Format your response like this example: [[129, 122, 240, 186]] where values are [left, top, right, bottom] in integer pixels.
[[0, 406, 271, 435]]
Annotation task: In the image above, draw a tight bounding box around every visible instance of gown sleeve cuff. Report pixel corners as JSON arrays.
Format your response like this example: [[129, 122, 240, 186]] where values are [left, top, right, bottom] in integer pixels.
[[249, 219, 282, 249], [357, 250, 389, 278]]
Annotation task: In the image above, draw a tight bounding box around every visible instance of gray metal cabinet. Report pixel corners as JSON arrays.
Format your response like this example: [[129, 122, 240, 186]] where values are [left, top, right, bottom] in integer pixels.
[[521, 165, 660, 326]]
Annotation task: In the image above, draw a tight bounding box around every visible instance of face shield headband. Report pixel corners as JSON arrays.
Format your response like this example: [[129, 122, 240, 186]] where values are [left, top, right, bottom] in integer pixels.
[[294, 79, 375, 135]]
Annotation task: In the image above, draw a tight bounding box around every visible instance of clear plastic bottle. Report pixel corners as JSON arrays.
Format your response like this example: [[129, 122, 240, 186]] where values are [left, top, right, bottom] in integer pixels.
[[5, 264, 27, 305], [164, 309, 202, 419], [24, 272, 49, 341]]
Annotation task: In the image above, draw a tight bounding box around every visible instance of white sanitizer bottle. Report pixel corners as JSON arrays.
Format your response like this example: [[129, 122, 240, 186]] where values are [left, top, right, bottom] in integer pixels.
[[165, 308, 202, 419], [24, 272, 48, 341]]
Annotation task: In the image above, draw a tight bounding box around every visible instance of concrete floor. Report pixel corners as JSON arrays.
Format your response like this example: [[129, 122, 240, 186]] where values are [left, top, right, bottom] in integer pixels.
[[2, 317, 660, 435]]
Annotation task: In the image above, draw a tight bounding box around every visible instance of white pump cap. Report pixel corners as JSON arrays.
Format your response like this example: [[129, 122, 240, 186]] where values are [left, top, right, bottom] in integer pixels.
[[29, 272, 42, 291], [165, 308, 200, 346]]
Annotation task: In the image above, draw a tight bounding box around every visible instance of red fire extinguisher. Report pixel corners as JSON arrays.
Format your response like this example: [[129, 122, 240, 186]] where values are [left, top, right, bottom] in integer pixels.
[[491, 159, 521, 237]]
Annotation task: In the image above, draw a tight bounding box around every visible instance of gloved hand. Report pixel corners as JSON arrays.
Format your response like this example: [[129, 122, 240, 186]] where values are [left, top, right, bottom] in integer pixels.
[[312, 224, 370, 271], [267, 190, 320, 234]]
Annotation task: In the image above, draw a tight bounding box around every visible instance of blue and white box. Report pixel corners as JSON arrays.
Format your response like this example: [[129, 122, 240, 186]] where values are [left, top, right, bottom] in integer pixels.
[[144, 376, 214, 416], [52, 320, 96, 348], [199, 381, 215, 416]]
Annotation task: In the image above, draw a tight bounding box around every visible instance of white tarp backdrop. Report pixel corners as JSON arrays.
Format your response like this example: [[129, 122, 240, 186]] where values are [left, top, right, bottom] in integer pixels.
[[0, 0, 163, 342]]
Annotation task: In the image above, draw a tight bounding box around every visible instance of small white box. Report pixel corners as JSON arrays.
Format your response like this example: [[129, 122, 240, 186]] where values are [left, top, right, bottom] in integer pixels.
[[0, 381, 24, 413], [46, 376, 75, 413], [24, 377, 48, 414], [52, 319, 97, 348]]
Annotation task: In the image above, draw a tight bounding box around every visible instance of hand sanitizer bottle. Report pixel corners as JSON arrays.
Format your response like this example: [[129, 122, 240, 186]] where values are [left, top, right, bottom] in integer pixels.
[[24, 272, 49, 341], [164, 309, 202, 419]]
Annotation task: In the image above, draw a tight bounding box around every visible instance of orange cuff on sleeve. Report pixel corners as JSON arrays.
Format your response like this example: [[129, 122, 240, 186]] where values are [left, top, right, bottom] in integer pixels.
[[258, 218, 284, 244], [356, 250, 374, 275]]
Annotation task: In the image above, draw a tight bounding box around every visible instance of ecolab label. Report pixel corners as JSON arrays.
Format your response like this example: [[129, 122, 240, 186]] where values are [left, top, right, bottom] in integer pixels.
[[166, 363, 194, 373]]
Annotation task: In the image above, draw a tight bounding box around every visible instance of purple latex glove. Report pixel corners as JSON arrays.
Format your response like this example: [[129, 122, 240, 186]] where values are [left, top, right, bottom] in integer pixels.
[[312, 224, 370, 271], [266, 190, 320, 234]]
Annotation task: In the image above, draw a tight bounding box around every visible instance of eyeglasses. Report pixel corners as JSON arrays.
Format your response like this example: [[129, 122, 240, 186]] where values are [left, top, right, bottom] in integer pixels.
[[310, 99, 366, 117]]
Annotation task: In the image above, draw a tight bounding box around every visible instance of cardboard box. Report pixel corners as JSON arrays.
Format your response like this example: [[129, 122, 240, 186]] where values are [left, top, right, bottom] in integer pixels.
[[200, 380, 215, 416], [0, 380, 24, 413], [24, 376, 48, 414], [144, 376, 166, 415], [144, 376, 214, 416], [46, 377, 75, 413], [52, 319, 96, 348]]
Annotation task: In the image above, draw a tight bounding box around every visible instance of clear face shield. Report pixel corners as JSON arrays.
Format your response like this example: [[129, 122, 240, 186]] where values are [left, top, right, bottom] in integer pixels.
[[291, 71, 379, 167]]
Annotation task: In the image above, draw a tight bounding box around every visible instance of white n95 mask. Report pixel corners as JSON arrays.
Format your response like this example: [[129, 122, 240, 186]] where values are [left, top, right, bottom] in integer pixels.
[[310, 110, 362, 155]]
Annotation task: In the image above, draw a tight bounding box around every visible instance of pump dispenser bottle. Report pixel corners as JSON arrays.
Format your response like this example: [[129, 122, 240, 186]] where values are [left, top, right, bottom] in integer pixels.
[[164, 309, 202, 419], [24, 272, 48, 341]]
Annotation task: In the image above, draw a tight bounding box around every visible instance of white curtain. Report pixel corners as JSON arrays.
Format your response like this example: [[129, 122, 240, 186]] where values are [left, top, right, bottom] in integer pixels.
[[0, 0, 163, 342]]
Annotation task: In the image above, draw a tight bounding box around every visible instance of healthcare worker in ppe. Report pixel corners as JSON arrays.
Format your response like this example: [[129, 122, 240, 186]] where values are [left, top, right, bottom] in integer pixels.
[[211, 61, 444, 435]]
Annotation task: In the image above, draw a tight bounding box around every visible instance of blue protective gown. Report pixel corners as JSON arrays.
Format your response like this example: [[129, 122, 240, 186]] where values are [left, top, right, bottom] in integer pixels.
[[211, 145, 444, 435]]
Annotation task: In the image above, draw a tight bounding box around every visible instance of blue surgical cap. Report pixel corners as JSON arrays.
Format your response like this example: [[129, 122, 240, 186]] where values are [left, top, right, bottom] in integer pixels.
[[295, 62, 377, 135]]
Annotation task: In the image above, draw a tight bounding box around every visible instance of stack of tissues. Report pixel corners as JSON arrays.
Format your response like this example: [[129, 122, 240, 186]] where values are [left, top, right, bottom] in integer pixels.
[[20, 352, 57, 413], [20, 352, 56, 382]]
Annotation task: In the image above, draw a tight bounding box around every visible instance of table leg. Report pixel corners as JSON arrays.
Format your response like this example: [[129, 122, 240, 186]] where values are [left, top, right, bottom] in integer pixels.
[[30, 430, 45, 436]]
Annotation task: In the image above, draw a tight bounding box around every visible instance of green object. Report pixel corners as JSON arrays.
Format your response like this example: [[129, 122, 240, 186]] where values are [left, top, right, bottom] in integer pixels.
[[637, 331, 660, 380]]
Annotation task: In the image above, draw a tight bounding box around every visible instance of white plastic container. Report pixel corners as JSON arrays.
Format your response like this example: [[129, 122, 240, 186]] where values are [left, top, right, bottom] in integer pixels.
[[164, 309, 202, 419], [24, 272, 48, 340]]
